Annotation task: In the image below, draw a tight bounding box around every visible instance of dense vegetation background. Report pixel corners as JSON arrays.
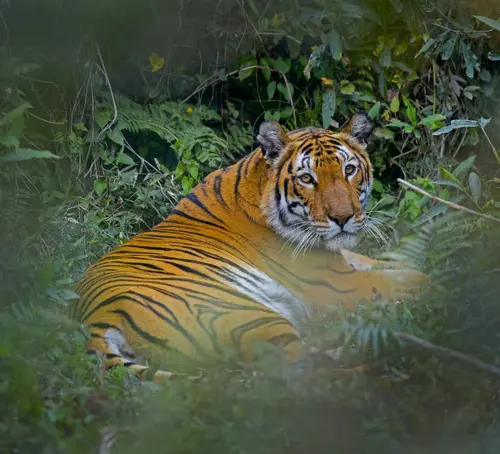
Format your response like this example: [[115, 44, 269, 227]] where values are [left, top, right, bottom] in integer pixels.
[[2, 0, 500, 452]]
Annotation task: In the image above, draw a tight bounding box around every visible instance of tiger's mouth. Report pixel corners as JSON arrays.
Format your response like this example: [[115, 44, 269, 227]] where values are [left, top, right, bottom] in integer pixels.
[[322, 231, 358, 251]]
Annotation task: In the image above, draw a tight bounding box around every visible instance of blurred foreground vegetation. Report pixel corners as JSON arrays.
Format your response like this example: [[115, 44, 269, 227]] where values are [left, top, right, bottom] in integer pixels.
[[2, 0, 500, 452]]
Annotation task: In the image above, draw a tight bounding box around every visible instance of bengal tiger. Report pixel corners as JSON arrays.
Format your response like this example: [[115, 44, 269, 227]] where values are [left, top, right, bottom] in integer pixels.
[[72, 112, 429, 382]]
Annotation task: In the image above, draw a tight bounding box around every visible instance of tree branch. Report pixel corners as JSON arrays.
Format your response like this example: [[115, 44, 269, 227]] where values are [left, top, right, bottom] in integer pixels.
[[397, 178, 500, 224], [393, 332, 500, 377]]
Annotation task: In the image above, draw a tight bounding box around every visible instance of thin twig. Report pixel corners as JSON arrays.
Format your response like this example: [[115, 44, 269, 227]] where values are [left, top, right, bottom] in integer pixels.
[[281, 72, 297, 127], [123, 139, 161, 174], [393, 332, 500, 377], [397, 178, 500, 223], [95, 44, 118, 142], [27, 112, 66, 125], [479, 124, 500, 165], [391, 146, 418, 161], [451, 128, 468, 159]]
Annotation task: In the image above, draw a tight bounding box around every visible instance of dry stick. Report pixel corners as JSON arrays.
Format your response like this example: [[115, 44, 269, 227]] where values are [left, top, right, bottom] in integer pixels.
[[397, 178, 500, 224], [479, 123, 500, 165], [393, 332, 500, 377], [181, 65, 297, 126]]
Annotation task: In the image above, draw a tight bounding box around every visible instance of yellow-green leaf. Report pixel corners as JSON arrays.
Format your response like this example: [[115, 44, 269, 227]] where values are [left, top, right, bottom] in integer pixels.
[[390, 96, 400, 113], [340, 80, 355, 95], [149, 53, 165, 72]]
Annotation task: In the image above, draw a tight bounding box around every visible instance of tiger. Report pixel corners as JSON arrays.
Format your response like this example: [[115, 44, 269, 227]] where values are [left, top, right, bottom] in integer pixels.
[[72, 112, 429, 382]]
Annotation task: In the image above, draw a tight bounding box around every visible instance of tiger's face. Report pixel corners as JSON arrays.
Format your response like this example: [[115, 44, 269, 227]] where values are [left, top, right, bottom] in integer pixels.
[[258, 113, 374, 252]]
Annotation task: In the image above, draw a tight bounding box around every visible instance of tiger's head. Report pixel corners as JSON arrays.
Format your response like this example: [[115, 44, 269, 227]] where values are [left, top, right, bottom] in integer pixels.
[[258, 112, 374, 252]]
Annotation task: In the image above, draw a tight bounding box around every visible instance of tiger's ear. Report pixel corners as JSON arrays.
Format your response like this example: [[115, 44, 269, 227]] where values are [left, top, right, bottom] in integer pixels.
[[341, 112, 374, 146], [257, 120, 290, 166]]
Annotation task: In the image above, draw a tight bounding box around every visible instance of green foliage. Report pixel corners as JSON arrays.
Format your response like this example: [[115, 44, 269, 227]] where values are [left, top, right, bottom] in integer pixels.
[[93, 94, 252, 194], [0, 306, 101, 453], [2, 1, 500, 453]]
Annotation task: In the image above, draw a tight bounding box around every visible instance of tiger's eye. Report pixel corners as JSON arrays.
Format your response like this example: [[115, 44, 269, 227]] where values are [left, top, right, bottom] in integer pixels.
[[345, 164, 356, 176], [299, 173, 313, 184]]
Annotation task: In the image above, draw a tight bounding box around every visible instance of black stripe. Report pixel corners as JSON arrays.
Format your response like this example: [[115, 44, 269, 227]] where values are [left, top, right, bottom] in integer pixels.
[[111, 308, 169, 348], [169, 209, 224, 230], [184, 192, 226, 225], [112, 300, 206, 355], [194, 306, 226, 354], [230, 317, 290, 353], [213, 174, 229, 209], [88, 322, 118, 331], [267, 333, 300, 347]]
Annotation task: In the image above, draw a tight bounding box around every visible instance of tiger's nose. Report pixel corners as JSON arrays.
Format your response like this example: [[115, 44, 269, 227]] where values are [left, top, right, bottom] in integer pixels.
[[328, 214, 352, 228]]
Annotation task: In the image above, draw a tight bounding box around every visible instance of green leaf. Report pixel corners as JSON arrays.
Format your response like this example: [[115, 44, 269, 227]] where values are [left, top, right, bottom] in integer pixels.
[[277, 82, 293, 101], [368, 101, 381, 119], [460, 41, 476, 79], [379, 46, 392, 68], [0, 148, 60, 162], [327, 29, 342, 61], [474, 15, 500, 32], [0, 134, 20, 148], [372, 179, 384, 193], [264, 110, 281, 121], [432, 125, 454, 136], [93, 179, 107, 195], [61, 290, 81, 300], [415, 38, 436, 58], [108, 128, 124, 146], [452, 119, 480, 128], [304, 44, 326, 79], [181, 176, 193, 194], [0, 103, 31, 128], [390, 96, 400, 113], [440, 37, 457, 60], [453, 155, 477, 178], [417, 114, 446, 126], [340, 80, 355, 95], [260, 59, 271, 81], [279, 107, 293, 119], [288, 39, 302, 59], [239, 60, 256, 81], [188, 162, 199, 180], [403, 96, 417, 125], [440, 168, 464, 191], [216, 69, 228, 81], [433, 119, 481, 135], [468, 171, 482, 203], [488, 50, 500, 61], [267, 81, 277, 100], [116, 151, 135, 166], [386, 121, 411, 128], [413, 203, 448, 227], [431, 179, 466, 191], [480, 69, 492, 82], [373, 127, 395, 139], [271, 58, 291, 74], [94, 109, 112, 129], [322, 91, 336, 129]]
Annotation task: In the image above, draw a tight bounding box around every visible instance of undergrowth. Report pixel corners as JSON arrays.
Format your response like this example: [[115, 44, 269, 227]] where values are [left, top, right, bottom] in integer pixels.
[[2, 0, 500, 453]]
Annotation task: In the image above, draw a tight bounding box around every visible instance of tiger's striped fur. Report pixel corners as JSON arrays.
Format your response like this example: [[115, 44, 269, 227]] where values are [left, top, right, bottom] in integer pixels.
[[72, 113, 429, 381]]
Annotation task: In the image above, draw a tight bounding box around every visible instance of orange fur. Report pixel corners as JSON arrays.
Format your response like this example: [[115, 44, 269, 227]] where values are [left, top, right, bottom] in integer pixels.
[[72, 114, 429, 381]]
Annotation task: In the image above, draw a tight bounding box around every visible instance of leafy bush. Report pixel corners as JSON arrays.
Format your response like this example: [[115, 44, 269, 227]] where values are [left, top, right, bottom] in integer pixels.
[[2, 1, 500, 453]]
